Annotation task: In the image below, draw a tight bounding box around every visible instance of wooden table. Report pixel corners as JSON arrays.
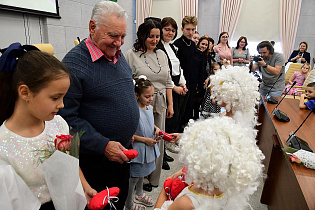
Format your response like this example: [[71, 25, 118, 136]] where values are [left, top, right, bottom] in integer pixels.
[[257, 97, 315, 210]]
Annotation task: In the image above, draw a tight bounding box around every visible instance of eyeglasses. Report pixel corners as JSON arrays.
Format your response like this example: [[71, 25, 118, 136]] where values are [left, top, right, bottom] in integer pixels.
[[240, 41, 246, 44], [221, 36, 229, 38], [163, 28, 176, 33]]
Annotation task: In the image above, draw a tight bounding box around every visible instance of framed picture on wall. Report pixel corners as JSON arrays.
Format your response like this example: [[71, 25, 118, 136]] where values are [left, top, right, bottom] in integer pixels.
[[0, 0, 60, 18]]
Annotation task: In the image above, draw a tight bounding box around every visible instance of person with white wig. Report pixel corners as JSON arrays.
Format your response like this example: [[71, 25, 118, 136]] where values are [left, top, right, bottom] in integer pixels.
[[154, 116, 265, 209], [210, 65, 260, 128]]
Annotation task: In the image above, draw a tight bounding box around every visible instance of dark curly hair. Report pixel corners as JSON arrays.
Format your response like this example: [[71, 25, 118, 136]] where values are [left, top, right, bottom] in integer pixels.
[[133, 20, 162, 53]]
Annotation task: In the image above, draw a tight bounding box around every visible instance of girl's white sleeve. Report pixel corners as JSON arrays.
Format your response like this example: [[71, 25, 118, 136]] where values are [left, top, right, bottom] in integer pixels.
[[0, 165, 41, 210]]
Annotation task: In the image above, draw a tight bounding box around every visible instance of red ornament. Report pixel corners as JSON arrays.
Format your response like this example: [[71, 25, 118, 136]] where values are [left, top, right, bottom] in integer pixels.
[[88, 187, 120, 210], [163, 167, 188, 200], [123, 149, 138, 159], [158, 131, 173, 142]]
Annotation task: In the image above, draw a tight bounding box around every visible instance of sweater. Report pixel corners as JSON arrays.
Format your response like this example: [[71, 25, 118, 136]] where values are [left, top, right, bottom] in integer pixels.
[[59, 40, 139, 155]]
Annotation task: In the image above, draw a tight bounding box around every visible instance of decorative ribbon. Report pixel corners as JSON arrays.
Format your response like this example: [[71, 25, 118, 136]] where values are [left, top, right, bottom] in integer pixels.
[[102, 186, 119, 210], [0, 42, 39, 73]]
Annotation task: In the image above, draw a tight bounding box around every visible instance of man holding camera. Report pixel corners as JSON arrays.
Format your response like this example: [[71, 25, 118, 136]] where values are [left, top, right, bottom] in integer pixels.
[[251, 41, 285, 97]]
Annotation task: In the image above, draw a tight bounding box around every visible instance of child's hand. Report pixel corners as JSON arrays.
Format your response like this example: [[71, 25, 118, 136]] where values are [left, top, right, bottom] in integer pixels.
[[145, 138, 158, 146], [167, 169, 185, 180], [301, 94, 306, 98], [170, 133, 182, 142], [85, 188, 98, 205], [154, 127, 161, 139]]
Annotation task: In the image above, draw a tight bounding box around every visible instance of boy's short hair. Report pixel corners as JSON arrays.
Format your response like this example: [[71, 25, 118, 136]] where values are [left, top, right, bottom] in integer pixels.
[[181, 16, 198, 28], [307, 82, 315, 88]]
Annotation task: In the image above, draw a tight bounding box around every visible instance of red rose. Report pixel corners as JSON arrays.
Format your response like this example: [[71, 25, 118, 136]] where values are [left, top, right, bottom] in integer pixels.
[[55, 134, 73, 151], [289, 155, 301, 164]]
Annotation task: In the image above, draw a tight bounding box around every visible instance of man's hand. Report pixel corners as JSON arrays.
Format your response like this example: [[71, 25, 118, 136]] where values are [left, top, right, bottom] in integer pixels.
[[104, 141, 129, 163], [257, 57, 266, 67]]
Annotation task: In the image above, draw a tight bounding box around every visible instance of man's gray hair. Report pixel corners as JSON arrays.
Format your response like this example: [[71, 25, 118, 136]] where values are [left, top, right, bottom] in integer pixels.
[[91, 1, 127, 26]]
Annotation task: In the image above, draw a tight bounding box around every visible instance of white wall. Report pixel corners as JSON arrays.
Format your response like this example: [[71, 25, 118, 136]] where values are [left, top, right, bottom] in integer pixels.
[[0, 0, 134, 60], [151, 0, 182, 38]]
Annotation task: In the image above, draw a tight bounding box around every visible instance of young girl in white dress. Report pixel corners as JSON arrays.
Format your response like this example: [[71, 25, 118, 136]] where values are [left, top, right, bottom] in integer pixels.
[[154, 116, 265, 210], [125, 76, 161, 210], [0, 44, 96, 209]]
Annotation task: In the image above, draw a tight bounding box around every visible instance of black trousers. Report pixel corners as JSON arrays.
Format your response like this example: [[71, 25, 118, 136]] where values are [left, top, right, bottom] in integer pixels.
[[179, 83, 197, 132], [166, 75, 181, 133], [80, 153, 130, 210]]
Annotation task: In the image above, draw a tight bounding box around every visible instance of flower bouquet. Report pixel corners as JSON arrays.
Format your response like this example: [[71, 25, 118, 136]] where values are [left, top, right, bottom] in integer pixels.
[[283, 147, 315, 170], [34, 131, 83, 164], [33, 131, 87, 210]]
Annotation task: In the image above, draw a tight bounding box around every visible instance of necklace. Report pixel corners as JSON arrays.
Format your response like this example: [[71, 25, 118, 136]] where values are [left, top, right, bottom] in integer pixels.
[[182, 38, 191, 46], [143, 52, 162, 74]]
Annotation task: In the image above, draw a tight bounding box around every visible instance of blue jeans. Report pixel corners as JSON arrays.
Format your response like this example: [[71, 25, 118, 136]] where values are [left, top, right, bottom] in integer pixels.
[[260, 89, 283, 97]]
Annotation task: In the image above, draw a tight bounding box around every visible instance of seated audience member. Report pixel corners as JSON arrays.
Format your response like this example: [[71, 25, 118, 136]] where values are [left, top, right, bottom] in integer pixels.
[[232, 36, 250, 66], [192, 31, 200, 46], [299, 82, 315, 110], [154, 116, 264, 210], [283, 63, 310, 96], [288, 41, 311, 64], [251, 41, 286, 97], [213, 32, 233, 65]]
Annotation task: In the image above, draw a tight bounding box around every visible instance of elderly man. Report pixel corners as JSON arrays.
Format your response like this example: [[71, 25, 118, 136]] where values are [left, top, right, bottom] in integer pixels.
[[251, 41, 286, 97], [59, 1, 139, 209]]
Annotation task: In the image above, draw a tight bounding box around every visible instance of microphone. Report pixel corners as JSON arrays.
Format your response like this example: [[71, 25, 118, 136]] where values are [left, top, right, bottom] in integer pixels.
[[272, 81, 297, 122], [286, 108, 314, 152], [265, 72, 283, 104]]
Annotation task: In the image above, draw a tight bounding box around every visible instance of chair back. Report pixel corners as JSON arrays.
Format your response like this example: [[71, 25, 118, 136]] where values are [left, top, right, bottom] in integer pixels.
[[303, 69, 315, 88], [32, 44, 54, 56], [285, 63, 302, 85]]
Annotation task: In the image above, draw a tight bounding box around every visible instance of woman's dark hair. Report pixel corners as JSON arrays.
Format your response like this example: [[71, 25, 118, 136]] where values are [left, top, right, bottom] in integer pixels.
[[197, 36, 210, 59], [0, 50, 69, 124], [135, 77, 154, 96], [161, 17, 178, 40], [236, 36, 248, 50], [217, 32, 230, 48], [133, 20, 162, 53], [257, 41, 274, 54], [299, 41, 308, 51]]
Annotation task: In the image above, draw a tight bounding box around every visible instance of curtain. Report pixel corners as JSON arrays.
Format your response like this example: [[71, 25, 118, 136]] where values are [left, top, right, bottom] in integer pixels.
[[219, 0, 244, 41], [180, 0, 199, 20], [136, 0, 153, 29], [280, 0, 302, 60]]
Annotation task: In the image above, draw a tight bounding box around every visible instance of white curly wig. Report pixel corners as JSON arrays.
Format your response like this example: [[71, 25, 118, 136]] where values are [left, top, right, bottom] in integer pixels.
[[179, 116, 264, 200], [210, 65, 260, 118]]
